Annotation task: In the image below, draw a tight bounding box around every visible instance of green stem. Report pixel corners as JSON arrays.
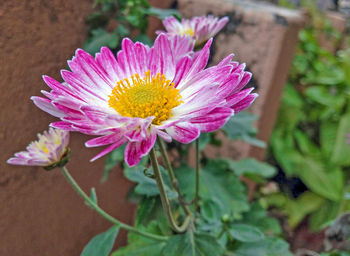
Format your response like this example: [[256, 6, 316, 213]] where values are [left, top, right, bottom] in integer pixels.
[[157, 138, 191, 216], [149, 148, 191, 233], [194, 139, 200, 211], [60, 166, 167, 241]]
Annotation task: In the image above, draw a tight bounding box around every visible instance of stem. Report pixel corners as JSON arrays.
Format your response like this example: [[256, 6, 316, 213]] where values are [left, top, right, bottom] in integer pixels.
[[157, 138, 191, 216], [60, 166, 167, 241], [194, 139, 200, 211], [149, 148, 191, 233]]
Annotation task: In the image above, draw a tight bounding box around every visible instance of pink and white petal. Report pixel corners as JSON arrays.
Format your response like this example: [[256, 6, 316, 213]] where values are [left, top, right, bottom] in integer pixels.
[[117, 38, 146, 78], [190, 107, 233, 132], [61, 70, 108, 102], [124, 142, 143, 167], [166, 122, 200, 144], [226, 87, 255, 107], [90, 138, 126, 162], [68, 49, 113, 92], [42, 75, 80, 100], [27, 159, 50, 166], [7, 157, 31, 166], [124, 130, 157, 167], [85, 133, 124, 147], [231, 93, 258, 113], [50, 121, 73, 130], [163, 16, 182, 32], [149, 34, 175, 81], [156, 129, 172, 142], [177, 39, 212, 87], [217, 54, 234, 67], [80, 105, 113, 124], [232, 71, 252, 93], [31, 96, 65, 118], [173, 56, 193, 87], [95, 47, 120, 82]]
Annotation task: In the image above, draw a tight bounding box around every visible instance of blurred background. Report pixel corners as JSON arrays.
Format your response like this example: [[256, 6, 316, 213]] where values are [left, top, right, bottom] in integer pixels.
[[0, 0, 349, 255]]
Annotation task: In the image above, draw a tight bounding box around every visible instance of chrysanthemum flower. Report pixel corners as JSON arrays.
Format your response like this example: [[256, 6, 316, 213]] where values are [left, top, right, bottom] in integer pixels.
[[31, 34, 257, 167], [7, 128, 70, 168], [157, 15, 229, 46]]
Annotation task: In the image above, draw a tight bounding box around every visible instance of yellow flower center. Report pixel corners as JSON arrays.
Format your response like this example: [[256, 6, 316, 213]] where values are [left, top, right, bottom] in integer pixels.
[[108, 71, 182, 125], [34, 141, 49, 154], [181, 27, 194, 37]]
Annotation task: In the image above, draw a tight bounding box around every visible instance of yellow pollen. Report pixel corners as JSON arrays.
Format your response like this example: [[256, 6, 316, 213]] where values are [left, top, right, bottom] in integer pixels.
[[181, 27, 194, 37], [35, 141, 49, 154], [108, 71, 182, 125]]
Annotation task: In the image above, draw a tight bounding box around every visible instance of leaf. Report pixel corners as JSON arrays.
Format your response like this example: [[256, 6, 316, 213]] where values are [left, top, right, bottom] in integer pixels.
[[198, 133, 210, 151], [320, 121, 338, 156], [90, 188, 98, 204], [331, 114, 350, 166], [161, 232, 224, 256], [240, 202, 282, 235], [227, 158, 276, 178], [81, 226, 119, 256], [286, 192, 325, 228], [112, 241, 165, 256], [102, 145, 125, 182], [84, 28, 119, 54], [295, 157, 343, 201], [133, 34, 152, 46], [124, 165, 177, 199], [229, 224, 264, 242], [201, 199, 224, 221], [176, 161, 249, 217], [146, 7, 181, 20], [233, 237, 293, 256], [293, 130, 319, 157], [221, 112, 265, 148], [310, 200, 339, 231]]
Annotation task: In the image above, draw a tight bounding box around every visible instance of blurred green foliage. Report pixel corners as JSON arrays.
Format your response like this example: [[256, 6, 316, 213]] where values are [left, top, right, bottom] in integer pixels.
[[268, 0, 350, 231], [84, 0, 180, 54]]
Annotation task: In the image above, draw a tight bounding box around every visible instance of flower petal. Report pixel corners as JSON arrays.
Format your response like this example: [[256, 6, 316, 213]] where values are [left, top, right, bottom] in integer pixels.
[[166, 122, 200, 144]]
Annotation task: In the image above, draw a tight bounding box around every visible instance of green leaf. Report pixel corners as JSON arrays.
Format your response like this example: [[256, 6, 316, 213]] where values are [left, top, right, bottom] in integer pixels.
[[221, 112, 265, 148], [112, 241, 165, 256], [241, 202, 282, 235], [227, 158, 276, 178], [310, 200, 339, 231], [124, 165, 177, 199], [161, 232, 224, 256], [229, 224, 264, 242], [84, 28, 119, 54], [234, 237, 293, 256], [294, 130, 319, 156], [198, 133, 210, 151], [81, 226, 119, 256], [176, 161, 249, 217], [133, 34, 152, 46], [146, 7, 181, 20], [320, 121, 338, 156], [295, 157, 343, 201], [201, 199, 224, 221], [117, 24, 129, 37], [286, 192, 325, 228], [331, 114, 350, 166], [102, 145, 125, 182], [90, 187, 98, 204]]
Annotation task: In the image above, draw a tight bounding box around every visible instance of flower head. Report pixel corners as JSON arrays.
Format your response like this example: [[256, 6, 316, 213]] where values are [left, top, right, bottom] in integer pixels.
[[7, 128, 70, 168], [32, 34, 257, 167], [158, 15, 229, 46]]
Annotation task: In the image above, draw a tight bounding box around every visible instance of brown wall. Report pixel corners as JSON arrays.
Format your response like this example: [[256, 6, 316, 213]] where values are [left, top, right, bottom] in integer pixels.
[[0, 1, 136, 255]]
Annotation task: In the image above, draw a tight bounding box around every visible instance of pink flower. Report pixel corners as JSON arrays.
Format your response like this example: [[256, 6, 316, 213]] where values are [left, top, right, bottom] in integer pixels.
[[7, 128, 70, 167], [158, 15, 229, 46], [31, 34, 257, 167]]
